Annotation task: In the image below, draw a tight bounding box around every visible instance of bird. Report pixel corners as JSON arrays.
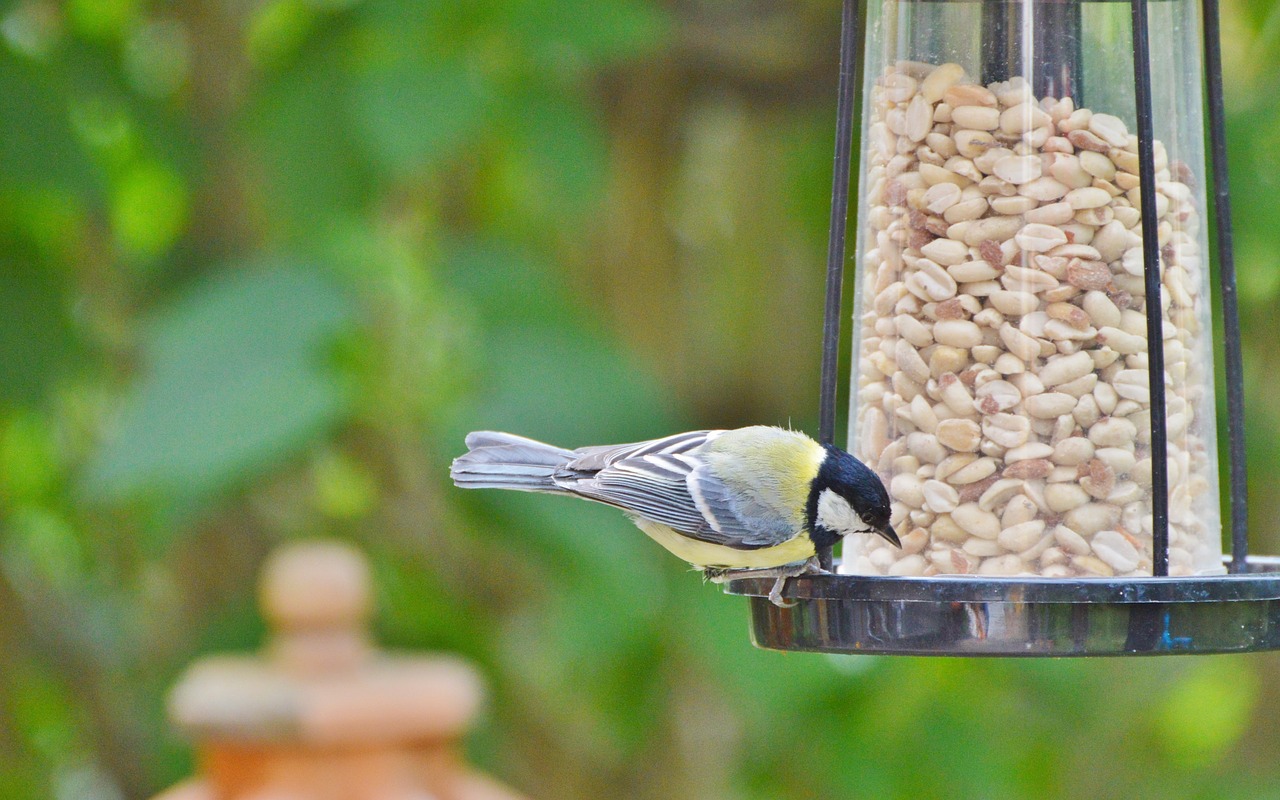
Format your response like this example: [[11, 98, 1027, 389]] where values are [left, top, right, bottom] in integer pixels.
[[450, 425, 898, 606]]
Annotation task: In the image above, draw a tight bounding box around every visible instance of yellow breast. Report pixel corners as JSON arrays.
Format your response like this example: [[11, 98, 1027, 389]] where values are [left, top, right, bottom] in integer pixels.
[[631, 519, 816, 570]]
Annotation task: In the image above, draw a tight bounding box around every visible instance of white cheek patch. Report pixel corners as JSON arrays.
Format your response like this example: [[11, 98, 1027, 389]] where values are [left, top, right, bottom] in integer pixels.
[[816, 488, 869, 536]]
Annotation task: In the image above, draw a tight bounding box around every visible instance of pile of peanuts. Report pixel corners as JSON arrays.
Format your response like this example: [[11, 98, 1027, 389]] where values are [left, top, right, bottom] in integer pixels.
[[845, 62, 1221, 579]]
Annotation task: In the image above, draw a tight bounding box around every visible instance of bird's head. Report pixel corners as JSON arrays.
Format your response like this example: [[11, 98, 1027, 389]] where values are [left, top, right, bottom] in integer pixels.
[[806, 444, 898, 549]]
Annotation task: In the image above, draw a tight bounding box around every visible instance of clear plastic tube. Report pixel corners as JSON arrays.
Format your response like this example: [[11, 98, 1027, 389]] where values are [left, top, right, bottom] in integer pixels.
[[844, 0, 1222, 578]]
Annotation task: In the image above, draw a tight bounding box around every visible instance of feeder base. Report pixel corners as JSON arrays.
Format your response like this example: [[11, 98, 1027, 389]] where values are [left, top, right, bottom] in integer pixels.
[[724, 556, 1280, 656]]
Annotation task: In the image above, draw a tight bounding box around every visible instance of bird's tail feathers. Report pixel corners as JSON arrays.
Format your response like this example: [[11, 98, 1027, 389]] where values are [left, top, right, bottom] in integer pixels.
[[451, 432, 574, 493], [462, 430, 573, 457]]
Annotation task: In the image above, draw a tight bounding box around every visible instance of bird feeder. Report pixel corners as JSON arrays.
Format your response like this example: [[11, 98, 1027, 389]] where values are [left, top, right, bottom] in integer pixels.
[[151, 541, 530, 800], [724, 0, 1280, 655]]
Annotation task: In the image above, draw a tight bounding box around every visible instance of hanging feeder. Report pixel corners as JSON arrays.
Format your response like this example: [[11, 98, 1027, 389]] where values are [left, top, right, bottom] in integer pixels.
[[724, 0, 1279, 655]]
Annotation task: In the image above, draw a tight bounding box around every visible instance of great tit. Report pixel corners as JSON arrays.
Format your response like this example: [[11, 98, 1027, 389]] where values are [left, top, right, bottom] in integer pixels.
[[450, 426, 898, 605]]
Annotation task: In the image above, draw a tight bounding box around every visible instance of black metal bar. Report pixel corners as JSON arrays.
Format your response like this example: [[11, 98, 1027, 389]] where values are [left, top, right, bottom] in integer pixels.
[[980, 1, 1017, 85], [1202, 0, 1248, 573], [1034, 1, 1084, 101], [1130, 0, 1170, 576], [817, 0, 861, 573], [982, 3, 1082, 104]]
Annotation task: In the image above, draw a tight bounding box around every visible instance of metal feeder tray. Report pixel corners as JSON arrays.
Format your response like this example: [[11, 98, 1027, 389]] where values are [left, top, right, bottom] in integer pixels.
[[725, 556, 1280, 657]]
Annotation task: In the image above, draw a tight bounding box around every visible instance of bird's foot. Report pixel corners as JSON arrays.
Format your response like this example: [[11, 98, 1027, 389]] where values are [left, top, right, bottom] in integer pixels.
[[798, 555, 828, 576], [705, 558, 826, 608], [767, 576, 797, 608]]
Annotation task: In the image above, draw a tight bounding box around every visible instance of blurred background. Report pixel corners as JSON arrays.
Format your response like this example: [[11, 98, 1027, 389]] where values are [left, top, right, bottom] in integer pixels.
[[2, 0, 1280, 798]]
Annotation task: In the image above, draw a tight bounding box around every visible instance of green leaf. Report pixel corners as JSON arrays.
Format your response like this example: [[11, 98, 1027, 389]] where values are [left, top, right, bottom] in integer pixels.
[[0, 50, 96, 195], [3, 507, 85, 593], [66, 0, 139, 42], [346, 50, 491, 175], [0, 409, 62, 508], [83, 259, 354, 502], [1157, 658, 1258, 767], [249, 44, 374, 230], [500, 88, 608, 219], [507, 0, 671, 64], [109, 160, 188, 258], [438, 237, 680, 459], [245, 0, 319, 68], [0, 253, 78, 406]]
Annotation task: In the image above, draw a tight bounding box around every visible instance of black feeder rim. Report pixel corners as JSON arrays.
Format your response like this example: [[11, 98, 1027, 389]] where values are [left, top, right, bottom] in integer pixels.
[[726, 0, 1266, 656], [728, 557, 1280, 657]]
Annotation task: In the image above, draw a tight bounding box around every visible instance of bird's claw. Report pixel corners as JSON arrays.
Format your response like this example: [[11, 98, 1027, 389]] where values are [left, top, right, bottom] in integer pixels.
[[768, 576, 797, 608], [711, 558, 823, 606], [800, 555, 829, 576]]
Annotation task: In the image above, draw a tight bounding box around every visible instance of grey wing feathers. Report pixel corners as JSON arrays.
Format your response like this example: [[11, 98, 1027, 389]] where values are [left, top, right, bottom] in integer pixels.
[[565, 430, 720, 471], [685, 463, 796, 547], [564, 432, 797, 549], [578, 453, 719, 537]]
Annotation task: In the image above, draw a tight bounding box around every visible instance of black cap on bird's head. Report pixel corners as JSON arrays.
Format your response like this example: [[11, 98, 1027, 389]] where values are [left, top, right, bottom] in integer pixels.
[[805, 444, 898, 550]]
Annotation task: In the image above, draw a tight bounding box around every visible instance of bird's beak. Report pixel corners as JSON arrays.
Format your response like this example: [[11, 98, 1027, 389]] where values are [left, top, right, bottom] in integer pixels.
[[876, 524, 901, 548]]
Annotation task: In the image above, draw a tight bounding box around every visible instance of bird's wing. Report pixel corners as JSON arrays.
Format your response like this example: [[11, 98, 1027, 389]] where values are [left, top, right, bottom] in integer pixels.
[[559, 439, 798, 550], [564, 430, 724, 472]]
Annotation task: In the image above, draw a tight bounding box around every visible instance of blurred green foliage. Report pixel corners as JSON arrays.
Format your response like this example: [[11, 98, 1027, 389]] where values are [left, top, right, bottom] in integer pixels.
[[1, 1, 1280, 799]]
